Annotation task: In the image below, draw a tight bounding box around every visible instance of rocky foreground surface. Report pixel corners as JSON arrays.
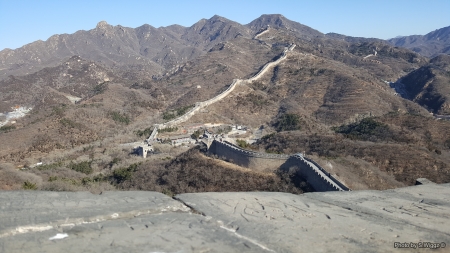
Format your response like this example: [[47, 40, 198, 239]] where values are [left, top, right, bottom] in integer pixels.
[[1, 183, 449, 252]]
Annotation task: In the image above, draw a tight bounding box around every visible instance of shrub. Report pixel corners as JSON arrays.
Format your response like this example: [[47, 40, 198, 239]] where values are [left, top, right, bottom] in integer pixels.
[[159, 127, 178, 133], [109, 111, 130, 124], [51, 104, 67, 117], [333, 117, 394, 142], [0, 125, 16, 132], [236, 139, 250, 148], [135, 127, 153, 137], [36, 162, 63, 170], [69, 161, 93, 175], [109, 157, 121, 167], [112, 163, 139, 184], [274, 113, 301, 132], [120, 148, 307, 194], [82, 174, 107, 186], [60, 118, 82, 128], [161, 188, 174, 197], [93, 82, 108, 94], [23, 181, 37, 190], [176, 105, 194, 116], [445, 139, 450, 149], [191, 130, 202, 140], [163, 105, 195, 121], [162, 112, 177, 121], [83, 145, 94, 152], [261, 133, 275, 140], [217, 126, 232, 134]]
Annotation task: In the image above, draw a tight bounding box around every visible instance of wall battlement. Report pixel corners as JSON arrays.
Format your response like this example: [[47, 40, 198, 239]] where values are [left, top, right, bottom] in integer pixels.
[[208, 140, 288, 171], [208, 139, 349, 192]]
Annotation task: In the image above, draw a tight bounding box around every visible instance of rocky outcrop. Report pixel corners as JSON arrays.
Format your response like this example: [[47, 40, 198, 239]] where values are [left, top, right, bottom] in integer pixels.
[[1, 183, 449, 252]]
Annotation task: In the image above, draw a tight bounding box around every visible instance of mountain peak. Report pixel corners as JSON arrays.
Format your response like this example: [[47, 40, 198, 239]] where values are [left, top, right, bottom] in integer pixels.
[[260, 14, 285, 19], [246, 14, 323, 38], [208, 15, 232, 23], [96, 21, 110, 29]]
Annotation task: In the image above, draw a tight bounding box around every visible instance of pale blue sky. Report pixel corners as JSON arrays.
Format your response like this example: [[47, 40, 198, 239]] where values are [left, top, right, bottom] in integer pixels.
[[1, 0, 449, 50]]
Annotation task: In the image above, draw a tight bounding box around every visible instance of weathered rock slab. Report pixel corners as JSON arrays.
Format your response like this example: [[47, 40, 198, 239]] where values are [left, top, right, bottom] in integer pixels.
[[176, 183, 450, 252], [0, 191, 261, 252], [0, 191, 188, 235], [1, 184, 450, 252]]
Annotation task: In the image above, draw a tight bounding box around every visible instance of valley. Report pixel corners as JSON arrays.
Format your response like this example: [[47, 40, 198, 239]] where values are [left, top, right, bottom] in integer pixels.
[[0, 14, 449, 195]]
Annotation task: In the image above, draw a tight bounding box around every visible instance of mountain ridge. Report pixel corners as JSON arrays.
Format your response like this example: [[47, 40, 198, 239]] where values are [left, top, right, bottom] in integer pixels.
[[1, 14, 450, 194], [0, 14, 309, 80], [388, 25, 450, 57]]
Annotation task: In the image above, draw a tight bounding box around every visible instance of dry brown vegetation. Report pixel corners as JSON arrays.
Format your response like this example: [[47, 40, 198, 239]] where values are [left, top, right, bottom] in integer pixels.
[[119, 148, 309, 195], [1, 16, 449, 194], [254, 113, 450, 188], [0, 147, 309, 195]]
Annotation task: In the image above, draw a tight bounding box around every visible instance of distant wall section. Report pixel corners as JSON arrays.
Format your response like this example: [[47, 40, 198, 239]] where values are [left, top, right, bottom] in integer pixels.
[[208, 140, 288, 171]]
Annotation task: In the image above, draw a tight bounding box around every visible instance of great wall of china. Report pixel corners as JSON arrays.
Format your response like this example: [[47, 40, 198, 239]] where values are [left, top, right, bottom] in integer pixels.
[[208, 139, 349, 191], [146, 43, 296, 143], [141, 42, 350, 192]]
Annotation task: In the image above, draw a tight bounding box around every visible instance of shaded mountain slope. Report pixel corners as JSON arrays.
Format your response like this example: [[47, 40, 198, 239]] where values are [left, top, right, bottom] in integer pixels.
[[399, 54, 450, 114]]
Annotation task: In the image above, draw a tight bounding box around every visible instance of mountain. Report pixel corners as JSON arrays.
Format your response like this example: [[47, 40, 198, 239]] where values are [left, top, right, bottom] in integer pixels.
[[1, 14, 449, 193], [388, 26, 450, 57], [246, 14, 323, 39], [0, 14, 329, 82], [0, 16, 251, 80]]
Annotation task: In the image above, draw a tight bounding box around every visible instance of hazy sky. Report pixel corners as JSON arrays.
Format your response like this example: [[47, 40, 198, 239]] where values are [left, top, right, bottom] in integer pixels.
[[1, 0, 449, 50]]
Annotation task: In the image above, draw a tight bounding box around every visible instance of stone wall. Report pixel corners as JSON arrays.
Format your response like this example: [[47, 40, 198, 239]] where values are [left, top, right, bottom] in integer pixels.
[[147, 44, 296, 142], [280, 155, 348, 192], [246, 44, 294, 83], [141, 43, 347, 192], [208, 139, 349, 192], [302, 157, 350, 191], [160, 79, 242, 129], [208, 140, 288, 171]]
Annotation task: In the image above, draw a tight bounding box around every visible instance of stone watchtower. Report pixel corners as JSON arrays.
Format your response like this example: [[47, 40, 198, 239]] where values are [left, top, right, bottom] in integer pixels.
[[138, 145, 154, 158]]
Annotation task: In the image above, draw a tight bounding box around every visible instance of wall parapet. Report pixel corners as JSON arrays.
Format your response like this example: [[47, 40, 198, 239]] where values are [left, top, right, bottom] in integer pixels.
[[221, 141, 289, 159], [208, 139, 349, 192], [302, 156, 350, 191], [290, 155, 347, 191]]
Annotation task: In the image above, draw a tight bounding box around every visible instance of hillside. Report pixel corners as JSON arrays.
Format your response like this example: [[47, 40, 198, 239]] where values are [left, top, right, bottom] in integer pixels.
[[0, 14, 449, 194], [0, 14, 321, 81], [396, 54, 450, 114]]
